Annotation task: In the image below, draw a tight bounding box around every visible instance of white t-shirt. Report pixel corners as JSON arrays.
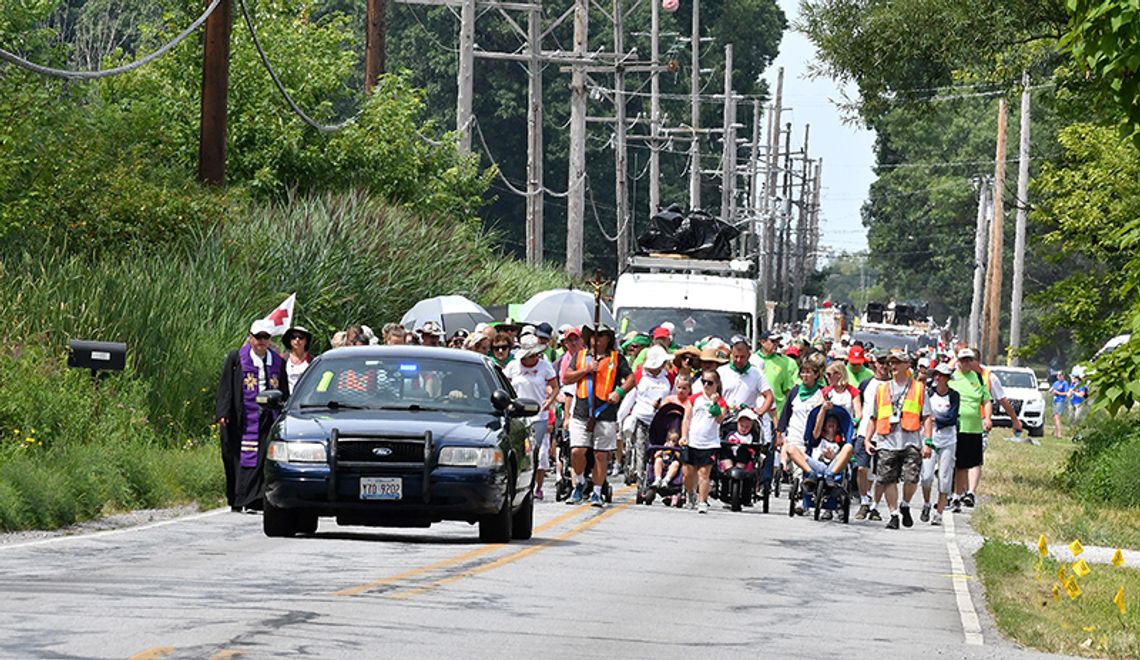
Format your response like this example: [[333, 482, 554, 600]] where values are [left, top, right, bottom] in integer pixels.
[[687, 392, 728, 449], [286, 356, 308, 391], [717, 362, 772, 410], [504, 358, 556, 423], [928, 390, 958, 448], [631, 369, 673, 424], [859, 379, 888, 440], [779, 385, 825, 449]]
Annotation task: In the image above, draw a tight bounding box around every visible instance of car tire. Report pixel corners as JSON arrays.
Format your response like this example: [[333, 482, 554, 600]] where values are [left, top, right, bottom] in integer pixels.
[[296, 510, 319, 536], [263, 501, 297, 538], [479, 481, 513, 543], [511, 491, 534, 540], [1029, 424, 1044, 438]]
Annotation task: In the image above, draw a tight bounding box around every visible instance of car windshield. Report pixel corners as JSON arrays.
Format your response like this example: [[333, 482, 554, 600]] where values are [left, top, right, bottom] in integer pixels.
[[291, 355, 499, 414], [617, 307, 751, 346], [991, 370, 1037, 389]]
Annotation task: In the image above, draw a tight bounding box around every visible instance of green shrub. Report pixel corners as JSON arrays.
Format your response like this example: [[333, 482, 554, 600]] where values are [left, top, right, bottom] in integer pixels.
[[1058, 411, 1140, 508]]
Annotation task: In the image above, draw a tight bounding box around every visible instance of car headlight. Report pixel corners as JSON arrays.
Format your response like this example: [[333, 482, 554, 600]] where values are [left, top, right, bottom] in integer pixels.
[[267, 441, 328, 463], [438, 446, 503, 468]]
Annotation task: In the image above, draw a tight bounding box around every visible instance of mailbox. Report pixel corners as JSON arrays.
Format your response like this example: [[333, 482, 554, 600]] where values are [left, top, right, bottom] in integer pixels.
[[67, 340, 128, 373]]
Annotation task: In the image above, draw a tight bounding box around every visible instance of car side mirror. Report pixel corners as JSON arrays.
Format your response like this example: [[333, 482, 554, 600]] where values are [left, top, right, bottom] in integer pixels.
[[256, 389, 285, 410], [510, 398, 541, 418], [491, 389, 512, 412]]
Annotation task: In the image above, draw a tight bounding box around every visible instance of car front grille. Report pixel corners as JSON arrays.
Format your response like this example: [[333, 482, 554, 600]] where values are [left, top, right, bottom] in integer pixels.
[[337, 438, 425, 465]]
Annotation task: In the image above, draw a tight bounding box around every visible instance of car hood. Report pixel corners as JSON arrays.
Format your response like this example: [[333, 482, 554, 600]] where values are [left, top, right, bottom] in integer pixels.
[[1003, 387, 1043, 402], [276, 409, 499, 444]]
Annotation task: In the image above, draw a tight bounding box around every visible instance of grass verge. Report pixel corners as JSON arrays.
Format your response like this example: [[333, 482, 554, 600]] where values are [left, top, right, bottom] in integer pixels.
[[976, 540, 1140, 658], [971, 428, 1140, 549]]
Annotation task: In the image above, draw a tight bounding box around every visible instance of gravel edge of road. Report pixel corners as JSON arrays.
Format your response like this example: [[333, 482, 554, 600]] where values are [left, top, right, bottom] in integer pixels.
[[0, 503, 220, 546]]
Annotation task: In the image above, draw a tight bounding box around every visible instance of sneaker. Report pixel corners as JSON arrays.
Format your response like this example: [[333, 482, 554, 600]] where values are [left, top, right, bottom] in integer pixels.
[[901, 506, 914, 528], [868, 508, 882, 521], [931, 511, 943, 526], [920, 504, 931, 523], [534, 488, 544, 501], [686, 491, 698, 510], [951, 497, 962, 513], [794, 502, 805, 516], [855, 504, 870, 521], [821, 510, 833, 521], [697, 501, 709, 514], [886, 514, 900, 530], [655, 478, 666, 490], [1028, 437, 1041, 446], [962, 492, 976, 508], [589, 491, 605, 508], [567, 484, 584, 505]]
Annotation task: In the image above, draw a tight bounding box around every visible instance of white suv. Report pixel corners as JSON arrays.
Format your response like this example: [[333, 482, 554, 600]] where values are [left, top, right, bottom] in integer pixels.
[[988, 367, 1046, 438]]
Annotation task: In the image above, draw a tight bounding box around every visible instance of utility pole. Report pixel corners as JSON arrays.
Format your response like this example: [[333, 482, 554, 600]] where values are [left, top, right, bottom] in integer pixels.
[[764, 69, 784, 299], [792, 124, 810, 314], [765, 68, 785, 210], [364, 0, 386, 93], [748, 100, 762, 290], [780, 121, 792, 319], [688, 0, 701, 210], [614, 0, 630, 273], [1009, 72, 1031, 364], [809, 158, 822, 277], [968, 176, 990, 348], [456, 0, 475, 153], [566, 0, 589, 277], [648, 0, 661, 216], [983, 98, 1008, 363], [525, 4, 544, 265], [197, 0, 232, 186], [719, 44, 735, 223]]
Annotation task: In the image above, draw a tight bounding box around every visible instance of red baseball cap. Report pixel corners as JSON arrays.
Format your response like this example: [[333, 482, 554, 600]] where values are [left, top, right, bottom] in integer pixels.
[[785, 345, 801, 357], [652, 327, 671, 340], [848, 345, 866, 365]]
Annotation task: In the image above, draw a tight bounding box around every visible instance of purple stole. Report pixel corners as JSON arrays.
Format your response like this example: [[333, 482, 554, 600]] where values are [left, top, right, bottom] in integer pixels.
[[238, 344, 283, 468]]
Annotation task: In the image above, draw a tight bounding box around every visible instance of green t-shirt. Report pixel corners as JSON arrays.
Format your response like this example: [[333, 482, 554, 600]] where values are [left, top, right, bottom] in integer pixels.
[[760, 351, 798, 413], [949, 371, 992, 434], [847, 364, 873, 388]]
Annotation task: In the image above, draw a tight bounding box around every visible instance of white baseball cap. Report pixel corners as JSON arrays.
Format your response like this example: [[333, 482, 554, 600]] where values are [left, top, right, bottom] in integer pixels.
[[642, 345, 670, 370]]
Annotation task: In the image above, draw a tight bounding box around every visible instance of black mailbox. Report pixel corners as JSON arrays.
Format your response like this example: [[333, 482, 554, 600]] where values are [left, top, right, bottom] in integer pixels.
[[67, 340, 128, 373]]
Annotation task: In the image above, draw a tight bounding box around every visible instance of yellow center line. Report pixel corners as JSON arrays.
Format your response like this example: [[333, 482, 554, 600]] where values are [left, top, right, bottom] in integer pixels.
[[128, 647, 175, 660], [390, 497, 635, 600], [335, 485, 635, 597]]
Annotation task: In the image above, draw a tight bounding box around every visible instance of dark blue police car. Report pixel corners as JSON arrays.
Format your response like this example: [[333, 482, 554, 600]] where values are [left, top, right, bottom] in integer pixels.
[[256, 346, 538, 542]]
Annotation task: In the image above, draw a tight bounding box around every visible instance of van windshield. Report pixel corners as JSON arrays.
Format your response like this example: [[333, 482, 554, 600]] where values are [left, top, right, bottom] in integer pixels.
[[617, 308, 751, 346], [990, 369, 1037, 389]]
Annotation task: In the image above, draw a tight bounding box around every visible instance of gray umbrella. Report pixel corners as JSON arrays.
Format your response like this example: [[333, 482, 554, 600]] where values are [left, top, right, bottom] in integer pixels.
[[517, 289, 615, 329], [400, 295, 493, 333]]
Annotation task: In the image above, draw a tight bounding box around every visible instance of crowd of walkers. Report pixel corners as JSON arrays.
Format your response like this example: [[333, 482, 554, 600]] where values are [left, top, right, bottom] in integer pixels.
[[216, 313, 1026, 529]]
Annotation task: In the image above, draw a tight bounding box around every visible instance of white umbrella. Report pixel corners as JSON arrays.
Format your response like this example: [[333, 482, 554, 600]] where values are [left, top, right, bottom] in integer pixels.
[[400, 295, 493, 333], [517, 289, 615, 329]]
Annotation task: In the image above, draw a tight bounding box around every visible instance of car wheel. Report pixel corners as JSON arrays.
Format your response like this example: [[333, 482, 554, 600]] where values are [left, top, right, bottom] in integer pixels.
[[479, 480, 513, 543], [1029, 424, 1044, 438], [296, 510, 319, 536], [511, 490, 534, 540], [263, 501, 297, 538]]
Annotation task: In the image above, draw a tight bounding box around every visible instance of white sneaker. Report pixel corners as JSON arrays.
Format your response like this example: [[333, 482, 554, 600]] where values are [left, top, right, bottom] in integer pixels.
[[697, 501, 709, 514], [931, 511, 943, 526], [686, 492, 697, 510]]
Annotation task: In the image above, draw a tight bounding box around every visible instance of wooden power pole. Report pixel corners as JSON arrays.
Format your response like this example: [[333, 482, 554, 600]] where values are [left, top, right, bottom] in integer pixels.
[[197, 0, 232, 186], [983, 98, 1008, 363], [614, 0, 630, 272], [364, 0, 386, 93], [687, 0, 701, 210], [1009, 72, 1031, 364], [525, 4, 544, 265], [566, 0, 589, 277]]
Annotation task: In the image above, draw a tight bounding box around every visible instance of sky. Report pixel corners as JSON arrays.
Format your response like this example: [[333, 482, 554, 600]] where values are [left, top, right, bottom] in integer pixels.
[[764, 0, 876, 256]]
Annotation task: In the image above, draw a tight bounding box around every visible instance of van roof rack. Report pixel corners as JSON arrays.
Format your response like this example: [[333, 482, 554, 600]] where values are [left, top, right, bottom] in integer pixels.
[[627, 254, 753, 276]]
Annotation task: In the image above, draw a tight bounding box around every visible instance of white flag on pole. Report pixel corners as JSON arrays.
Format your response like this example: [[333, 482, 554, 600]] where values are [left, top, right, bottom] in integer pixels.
[[261, 293, 296, 336]]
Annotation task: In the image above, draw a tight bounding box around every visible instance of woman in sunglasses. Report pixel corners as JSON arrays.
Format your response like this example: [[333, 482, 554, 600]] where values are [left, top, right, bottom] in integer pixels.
[[489, 332, 514, 367], [680, 369, 727, 514]]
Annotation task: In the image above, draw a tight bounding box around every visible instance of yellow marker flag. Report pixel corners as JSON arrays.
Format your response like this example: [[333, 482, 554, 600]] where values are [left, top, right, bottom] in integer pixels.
[[1115, 586, 1128, 615], [1038, 535, 1049, 557], [1052, 583, 1061, 602], [1057, 565, 1068, 582], [1064, 577, 1082, 600], [1112, 548, 1125, 567], [1069, 539, 1084, 557], [1073, 559, 1092, 578]]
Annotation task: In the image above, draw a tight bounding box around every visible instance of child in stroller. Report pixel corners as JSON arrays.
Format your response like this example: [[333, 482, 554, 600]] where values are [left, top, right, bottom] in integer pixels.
[[786, 402, 855, 522], [713, 408, 769, 512], [636, 401, 687, 506]]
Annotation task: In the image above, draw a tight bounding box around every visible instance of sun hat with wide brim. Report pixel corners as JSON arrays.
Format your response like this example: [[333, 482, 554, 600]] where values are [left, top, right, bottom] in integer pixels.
[[699, 346, 729, 365], [580, 324, 617, 347], [672, 346, 701, 367], [515, 335, 547, 359], [282, 326, 312, 346]]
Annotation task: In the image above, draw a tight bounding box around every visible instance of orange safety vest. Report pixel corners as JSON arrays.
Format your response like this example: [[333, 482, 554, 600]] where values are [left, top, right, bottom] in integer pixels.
[[576, 350, 619, 401], [875, 379, 925, 435]]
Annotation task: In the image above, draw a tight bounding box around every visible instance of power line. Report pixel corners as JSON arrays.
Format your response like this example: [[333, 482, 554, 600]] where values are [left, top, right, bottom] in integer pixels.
[[237, 0, 360, 133], [0, 0, 222, 80], [472, 115, 582, 198]]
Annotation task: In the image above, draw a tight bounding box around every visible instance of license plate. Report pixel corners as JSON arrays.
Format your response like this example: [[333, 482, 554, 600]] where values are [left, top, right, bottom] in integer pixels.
[[360, 477, 402, 501]]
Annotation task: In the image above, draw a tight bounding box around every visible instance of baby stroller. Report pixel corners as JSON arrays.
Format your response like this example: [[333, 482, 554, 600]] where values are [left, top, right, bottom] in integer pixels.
[[636, 402, 686, 507], [788, 406, 854, 523], [712, 413, 772, 512], [553, 425, 613, 503]]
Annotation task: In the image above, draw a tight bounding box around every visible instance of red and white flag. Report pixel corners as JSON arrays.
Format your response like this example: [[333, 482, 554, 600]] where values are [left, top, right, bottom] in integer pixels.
[[260, 293, 296, 336]]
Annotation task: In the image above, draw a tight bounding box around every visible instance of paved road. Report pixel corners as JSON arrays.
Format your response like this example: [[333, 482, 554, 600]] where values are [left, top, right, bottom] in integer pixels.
[[0, 484, 1064, 659]]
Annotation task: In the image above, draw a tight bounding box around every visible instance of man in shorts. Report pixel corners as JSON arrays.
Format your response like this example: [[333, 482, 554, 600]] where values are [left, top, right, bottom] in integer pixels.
[[865, 350, 933, 530], [562, 325, 634, 506], [854, 350, 890, 520]]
